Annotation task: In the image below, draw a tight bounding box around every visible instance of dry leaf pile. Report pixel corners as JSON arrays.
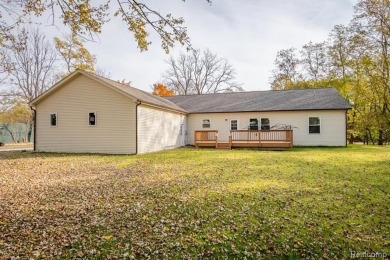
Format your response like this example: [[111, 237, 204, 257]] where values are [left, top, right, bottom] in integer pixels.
[[0, 147, 389, 258]]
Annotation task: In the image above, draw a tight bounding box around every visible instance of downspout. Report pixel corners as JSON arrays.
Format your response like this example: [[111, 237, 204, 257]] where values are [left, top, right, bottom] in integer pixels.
[[135, 101, 141, 154], [30, 107, 36, 151]]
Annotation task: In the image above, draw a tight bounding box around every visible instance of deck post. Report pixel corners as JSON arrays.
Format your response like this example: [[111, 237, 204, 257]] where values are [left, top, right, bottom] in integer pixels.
[[285, 130, 291, 148], [258, 130, 262, 147]]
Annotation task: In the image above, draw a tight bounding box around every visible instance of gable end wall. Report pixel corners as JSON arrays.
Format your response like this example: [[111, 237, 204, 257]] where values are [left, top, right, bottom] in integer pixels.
[[35, 74, 136, 154]]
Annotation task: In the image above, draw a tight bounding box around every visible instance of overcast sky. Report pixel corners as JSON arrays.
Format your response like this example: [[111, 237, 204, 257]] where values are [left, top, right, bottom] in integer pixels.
[[59, 0, 358, 92]]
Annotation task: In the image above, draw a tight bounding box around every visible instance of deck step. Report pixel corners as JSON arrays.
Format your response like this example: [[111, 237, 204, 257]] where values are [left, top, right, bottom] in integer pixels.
[[217, 142, 231, 149]]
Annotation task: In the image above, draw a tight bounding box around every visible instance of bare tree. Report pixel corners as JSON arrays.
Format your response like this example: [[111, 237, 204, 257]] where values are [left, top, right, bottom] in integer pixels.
[[0, 28, 58, 102], [300, 41, 328, 82], [162, 49, 242, 95], [270, 48, 302, 90], [164, 54, 193, 95], [95, 67, 112, 78], [328, 24, 355, 80]]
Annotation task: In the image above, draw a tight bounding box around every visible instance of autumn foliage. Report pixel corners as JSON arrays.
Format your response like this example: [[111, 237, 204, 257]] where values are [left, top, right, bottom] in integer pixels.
[[152, 83, 174, 96]]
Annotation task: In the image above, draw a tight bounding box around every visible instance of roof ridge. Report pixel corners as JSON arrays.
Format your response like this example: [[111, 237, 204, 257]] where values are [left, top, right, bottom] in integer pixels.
[[164, 87, 335, 98], [164, 87, 350, 113], [81, 69, 137, 89], [76, 70, 187, 113], [81, 70, 162, 98]]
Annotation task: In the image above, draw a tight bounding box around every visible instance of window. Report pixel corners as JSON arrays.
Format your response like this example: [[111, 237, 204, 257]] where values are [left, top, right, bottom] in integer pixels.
[[202, 119, 210, 128], [89, 112, 96, 126], [230, 119, 238, 130], [309, 117, 320, 133], [261, 118, 270, 130], [50, 113, 57, 127], [249, 118, 258, 130]]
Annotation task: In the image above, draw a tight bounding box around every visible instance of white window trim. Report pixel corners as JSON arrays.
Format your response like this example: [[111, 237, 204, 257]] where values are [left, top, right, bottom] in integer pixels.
[[309, 116, 321, 134], [88, 111, 97, 127], [230, 119, 239, 131], [50, 112, 57, 127], [202, 119, 211, 129]]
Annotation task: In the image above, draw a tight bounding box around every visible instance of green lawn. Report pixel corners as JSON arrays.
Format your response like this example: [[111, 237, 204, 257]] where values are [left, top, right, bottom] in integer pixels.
[[0, 146, 389, 258]]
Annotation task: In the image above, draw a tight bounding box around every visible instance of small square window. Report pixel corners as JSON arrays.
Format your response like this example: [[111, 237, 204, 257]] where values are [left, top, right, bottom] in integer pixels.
[[249, 118, 258, 130], [261, 118, 270, 130], [309, 117, 320, 134], [50, 113, 57, 127], [202, 119, 210, 128], [89, 112, 96, 126]]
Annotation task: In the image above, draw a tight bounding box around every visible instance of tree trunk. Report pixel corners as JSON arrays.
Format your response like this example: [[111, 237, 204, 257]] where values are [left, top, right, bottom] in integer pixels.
[[2, 124, 16, 143], [349, 133, 354, 144], [27, 123, 33, 142], [367, 128, 375, 145], [364, 130, 368, 145]]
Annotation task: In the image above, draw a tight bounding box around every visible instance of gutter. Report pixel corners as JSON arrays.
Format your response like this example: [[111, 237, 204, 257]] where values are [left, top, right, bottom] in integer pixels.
[[135, 100, 141, 155], [140, 101, 187, 115], [30, 106, 36, 151]]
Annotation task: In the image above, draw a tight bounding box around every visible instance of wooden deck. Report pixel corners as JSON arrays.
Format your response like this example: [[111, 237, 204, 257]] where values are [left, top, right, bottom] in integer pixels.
[[194, 130, 293, 149]]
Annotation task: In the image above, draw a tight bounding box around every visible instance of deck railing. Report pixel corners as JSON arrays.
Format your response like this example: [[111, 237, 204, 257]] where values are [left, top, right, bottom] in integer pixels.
[[230, 130, 292, 141], [194, 130, 293, 149], [194, 130, 218, 148], [230, 129, 293, 148]]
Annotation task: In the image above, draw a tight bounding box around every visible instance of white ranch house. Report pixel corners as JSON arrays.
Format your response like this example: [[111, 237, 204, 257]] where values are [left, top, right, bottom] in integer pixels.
[[29, 70, 351, 154]]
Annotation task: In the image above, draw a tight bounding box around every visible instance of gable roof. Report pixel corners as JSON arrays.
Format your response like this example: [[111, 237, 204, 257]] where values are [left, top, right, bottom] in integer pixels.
[[165, 88, 351, 113], [29, 70, 187, 113], [29, 70, 350, 114]]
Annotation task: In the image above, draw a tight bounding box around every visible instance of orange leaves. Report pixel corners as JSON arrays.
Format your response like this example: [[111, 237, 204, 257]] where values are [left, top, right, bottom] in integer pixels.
[[152, 83, 174, 96]]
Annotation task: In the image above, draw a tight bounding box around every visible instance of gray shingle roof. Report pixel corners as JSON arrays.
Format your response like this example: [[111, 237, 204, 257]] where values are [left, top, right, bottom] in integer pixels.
[[83, 71, 187, 113], [29, 70, 187, 113], [30, 70, 350, 114], [165, 88, 351, 113]]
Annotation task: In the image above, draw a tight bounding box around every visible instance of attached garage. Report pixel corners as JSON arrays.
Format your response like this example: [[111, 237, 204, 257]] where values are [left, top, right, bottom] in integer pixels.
[[29, 70, 187, 154]]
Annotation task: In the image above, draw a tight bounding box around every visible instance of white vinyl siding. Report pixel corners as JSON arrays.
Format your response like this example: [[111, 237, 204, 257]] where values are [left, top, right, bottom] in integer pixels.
[[35, 74, 136, 154], [187, 110, 347, 146], [137, 104, 186, 154]]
